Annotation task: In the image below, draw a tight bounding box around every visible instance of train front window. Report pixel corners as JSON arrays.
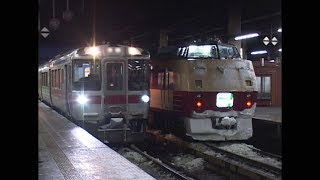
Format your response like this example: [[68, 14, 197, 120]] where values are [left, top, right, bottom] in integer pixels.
[[72, 59, 101, 91], [128, 59, 149, 91], [187, 45, 219, 59], [106, 63, 123, 90], [217, 45, 241, 59]]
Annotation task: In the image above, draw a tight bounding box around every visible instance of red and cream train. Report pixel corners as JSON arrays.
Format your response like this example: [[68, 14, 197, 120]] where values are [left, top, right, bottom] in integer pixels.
[[148, 42, 258, 141]]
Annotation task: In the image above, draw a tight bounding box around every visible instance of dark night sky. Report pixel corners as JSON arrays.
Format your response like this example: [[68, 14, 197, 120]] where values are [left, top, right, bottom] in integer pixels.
[[39, 0, 281, 62]]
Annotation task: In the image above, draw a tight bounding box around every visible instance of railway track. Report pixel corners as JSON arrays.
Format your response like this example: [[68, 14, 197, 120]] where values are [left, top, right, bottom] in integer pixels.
[[130, 144, 194, 180], [204, 142, 281, 177], [117, 144, 195, 180], [146, 130, 282, 180]]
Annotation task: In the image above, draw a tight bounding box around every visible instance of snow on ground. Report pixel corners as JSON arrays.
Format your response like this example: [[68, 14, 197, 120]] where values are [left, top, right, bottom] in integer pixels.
[[188, 142, 281, 168], [217, 143, 281, 167], [120, 149, 148, 163], [172, 154, 205, 172], [118, 148, 178, 180]]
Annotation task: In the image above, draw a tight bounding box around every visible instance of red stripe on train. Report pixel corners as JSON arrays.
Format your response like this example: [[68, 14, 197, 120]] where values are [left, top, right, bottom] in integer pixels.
[[105, 95, 141, 104], [70, 95, 141, 104]]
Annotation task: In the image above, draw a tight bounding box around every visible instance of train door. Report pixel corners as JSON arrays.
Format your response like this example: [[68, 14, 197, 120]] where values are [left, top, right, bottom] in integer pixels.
[[104, 61, 127, 123]]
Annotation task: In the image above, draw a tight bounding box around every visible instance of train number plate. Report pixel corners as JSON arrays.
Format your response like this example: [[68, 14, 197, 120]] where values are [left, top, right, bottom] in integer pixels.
[[216, 92, 234, 108]]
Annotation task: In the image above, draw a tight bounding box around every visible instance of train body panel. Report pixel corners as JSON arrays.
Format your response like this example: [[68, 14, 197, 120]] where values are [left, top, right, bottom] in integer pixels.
[[38, 45, 151, 143], [149, 42, 258, 141]]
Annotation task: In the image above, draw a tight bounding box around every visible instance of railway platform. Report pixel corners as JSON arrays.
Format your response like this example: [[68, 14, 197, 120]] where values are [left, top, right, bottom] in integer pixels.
[[38, 101, 155, 180], [247, 106, 282, 155], [254, 106, 282, 124]]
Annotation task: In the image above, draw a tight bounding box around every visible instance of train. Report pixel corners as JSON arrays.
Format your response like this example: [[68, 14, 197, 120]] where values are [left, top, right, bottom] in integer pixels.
[[148, 42, 258, 141], [39, 42, 257, 142], [38, 44, 151, 143]]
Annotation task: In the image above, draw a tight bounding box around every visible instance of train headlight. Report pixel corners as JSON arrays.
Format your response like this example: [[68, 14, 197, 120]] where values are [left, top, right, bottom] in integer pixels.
[[141, 95, 150, 103], [128, 47, 142, 55], [85, 46, 101, 56], [77, 95, 89, 105]]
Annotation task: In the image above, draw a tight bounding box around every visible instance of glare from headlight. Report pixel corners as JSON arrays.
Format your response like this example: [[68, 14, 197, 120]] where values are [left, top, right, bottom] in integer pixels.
[[141, 95, 150, 103], [77, 95, 89, 105], [85, 46, 100, 56]]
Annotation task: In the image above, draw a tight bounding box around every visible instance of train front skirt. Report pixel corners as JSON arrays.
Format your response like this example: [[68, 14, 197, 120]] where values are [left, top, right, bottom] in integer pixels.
[[184, 103, 256, 141]]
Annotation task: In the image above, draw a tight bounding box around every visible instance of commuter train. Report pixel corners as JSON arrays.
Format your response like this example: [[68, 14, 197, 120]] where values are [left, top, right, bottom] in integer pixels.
[[148, 42, 258, 141], [38, 44, 151, 143]]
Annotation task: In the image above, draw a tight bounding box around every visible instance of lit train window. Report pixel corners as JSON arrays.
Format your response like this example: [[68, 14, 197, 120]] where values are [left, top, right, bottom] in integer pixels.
[[72, 59, 101, 91], [186, 45, 218, 59]]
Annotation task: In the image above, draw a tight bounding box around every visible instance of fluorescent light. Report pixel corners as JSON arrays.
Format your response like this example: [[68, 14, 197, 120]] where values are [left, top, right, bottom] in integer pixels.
[[278, 48, 282, 52], [251, 50, 267, 55], [235, 33, 259, 40], [277, 28, 282, 32]]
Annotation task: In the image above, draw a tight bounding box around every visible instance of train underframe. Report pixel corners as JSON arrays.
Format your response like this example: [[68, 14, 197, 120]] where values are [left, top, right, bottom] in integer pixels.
[[149, 103, 256, 141], [73, 116, 147, 144]]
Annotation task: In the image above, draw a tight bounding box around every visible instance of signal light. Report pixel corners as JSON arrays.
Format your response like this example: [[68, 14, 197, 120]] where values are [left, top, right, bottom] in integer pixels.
[[196, 101, 202, 107], [246, 101, 252, 107]]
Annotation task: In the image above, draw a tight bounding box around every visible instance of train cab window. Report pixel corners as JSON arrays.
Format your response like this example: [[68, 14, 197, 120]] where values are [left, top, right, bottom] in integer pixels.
[[218, 45, 240, 59], [106, 63, 123, 90], [72, 59, 101, 91], [211, 45, 219, 59], [186, 45, 219, 59], [128, 59, 149, 91]]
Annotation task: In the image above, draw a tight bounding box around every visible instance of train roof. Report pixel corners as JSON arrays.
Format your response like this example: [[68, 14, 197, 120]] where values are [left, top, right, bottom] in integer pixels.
[[38, 44, 150, 70]]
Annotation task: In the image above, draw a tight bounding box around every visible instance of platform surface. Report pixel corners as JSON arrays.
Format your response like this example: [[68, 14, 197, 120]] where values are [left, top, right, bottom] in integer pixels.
[[38, 101, 155, 180]]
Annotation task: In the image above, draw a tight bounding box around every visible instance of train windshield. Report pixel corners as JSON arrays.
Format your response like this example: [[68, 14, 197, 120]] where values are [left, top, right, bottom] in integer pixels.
[[187, 45, 219, 59], [106, 63, 124, 90], [128, 59, 149, 91], [179, 44, 240, 60], [72, 59, 101, 91], [217, 45, 241, 59]]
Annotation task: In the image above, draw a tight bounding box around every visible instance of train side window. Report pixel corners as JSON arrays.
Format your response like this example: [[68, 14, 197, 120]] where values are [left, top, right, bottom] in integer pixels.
[[44, 72, 46, 86], [158, 72, 164, 89], [257, 75, 271, 100], [55, 69, 58, 88], [58, 69, 60, 89], [50, 70, 53, 87], [41, 73, 44, 86], [61, 69, 64, 87]]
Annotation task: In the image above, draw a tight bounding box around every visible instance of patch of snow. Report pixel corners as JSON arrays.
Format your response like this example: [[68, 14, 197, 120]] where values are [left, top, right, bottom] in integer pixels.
[[121, 150, 148, 163], [172, 154, 204, 172], [184, 158, 205, 171], [217, 143, 281, 167]]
